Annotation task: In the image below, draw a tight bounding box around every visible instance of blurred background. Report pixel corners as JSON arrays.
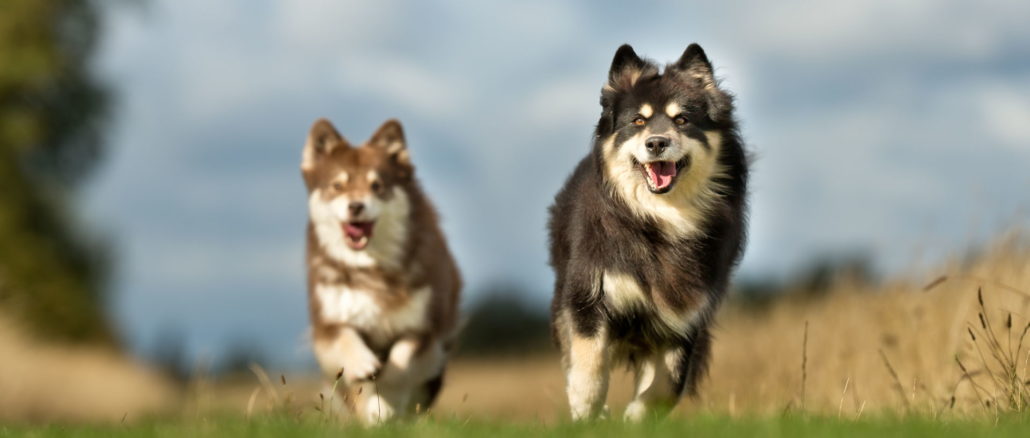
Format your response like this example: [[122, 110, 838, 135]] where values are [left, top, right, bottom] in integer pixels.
[[2, 0, 1030, 422]]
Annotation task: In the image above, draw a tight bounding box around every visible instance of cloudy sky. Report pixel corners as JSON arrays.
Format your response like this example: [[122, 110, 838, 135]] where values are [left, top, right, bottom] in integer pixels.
[[85, 0, 1030, 367]]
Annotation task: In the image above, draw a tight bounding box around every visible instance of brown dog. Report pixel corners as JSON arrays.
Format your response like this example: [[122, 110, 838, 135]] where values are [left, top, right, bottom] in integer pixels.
[[301, 118, 460, 423]]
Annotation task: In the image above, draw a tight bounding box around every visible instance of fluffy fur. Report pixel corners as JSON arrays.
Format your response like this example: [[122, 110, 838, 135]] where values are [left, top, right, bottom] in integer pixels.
[[548, 43, 749, 421], [301, 118, 461, 424]]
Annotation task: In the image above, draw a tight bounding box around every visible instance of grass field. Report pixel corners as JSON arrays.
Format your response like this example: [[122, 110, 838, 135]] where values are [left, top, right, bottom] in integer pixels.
[[3, 414, 1030, 438], [2, 235, 1030, 435]]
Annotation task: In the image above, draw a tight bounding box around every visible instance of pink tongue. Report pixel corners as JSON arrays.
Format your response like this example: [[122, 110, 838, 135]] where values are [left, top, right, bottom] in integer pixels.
[[344, 222, 374, 239], [648, 162, 677, 189]]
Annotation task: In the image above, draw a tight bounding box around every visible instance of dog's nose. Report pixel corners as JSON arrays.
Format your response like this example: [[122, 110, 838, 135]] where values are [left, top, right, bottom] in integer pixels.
[[645, 136, 670, 154], [348, 202, 364, 217]]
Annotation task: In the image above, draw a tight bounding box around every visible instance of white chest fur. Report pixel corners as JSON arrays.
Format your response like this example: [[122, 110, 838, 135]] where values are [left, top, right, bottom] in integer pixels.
[[602, 271, 649, 311], [315, 284, 431, 343], [602, 270, 709, 335]]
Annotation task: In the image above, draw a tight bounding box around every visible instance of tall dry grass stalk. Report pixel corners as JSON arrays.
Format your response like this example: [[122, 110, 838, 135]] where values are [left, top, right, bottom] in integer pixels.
[[695, 236, 1030, 417], [957, 288, 1030, 412]]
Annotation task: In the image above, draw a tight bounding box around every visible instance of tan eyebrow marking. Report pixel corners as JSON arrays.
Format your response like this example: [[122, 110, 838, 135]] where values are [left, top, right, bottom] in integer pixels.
[[665, 102, 683, 118], [639, 103, 654, 118]]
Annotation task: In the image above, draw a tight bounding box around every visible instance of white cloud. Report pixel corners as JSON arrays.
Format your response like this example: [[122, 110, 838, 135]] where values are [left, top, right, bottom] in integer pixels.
[[335, 53, 469, 117], [726, 0, 1030, 62], [519, 77, 597, 130], [272, 0, 401, 52], [979, 83, 1030, 151]]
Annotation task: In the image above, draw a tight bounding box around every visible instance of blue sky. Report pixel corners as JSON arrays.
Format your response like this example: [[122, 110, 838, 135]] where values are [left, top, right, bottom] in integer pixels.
[[84, 0, 1030, 368]]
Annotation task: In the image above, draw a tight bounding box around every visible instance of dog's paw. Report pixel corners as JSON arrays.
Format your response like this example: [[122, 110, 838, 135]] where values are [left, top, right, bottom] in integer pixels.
[[623, 401, 646, 422], [340, 348, 381, 384], [361, 393, 397, 424]]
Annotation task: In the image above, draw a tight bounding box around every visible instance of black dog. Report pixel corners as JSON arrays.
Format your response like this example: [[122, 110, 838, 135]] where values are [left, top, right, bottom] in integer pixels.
[[548, 43, 749, 421]]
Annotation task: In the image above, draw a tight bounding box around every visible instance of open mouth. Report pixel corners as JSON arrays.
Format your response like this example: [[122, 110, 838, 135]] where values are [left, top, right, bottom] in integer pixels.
[[342, 221, 375, 250], [637, 158, 689, 194]]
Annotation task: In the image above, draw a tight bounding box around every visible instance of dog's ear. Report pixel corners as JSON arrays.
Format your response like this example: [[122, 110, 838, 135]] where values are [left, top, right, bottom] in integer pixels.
[[605, 44, 656, 92], [672, 43, 713, 76], [301, 118, 347, 185], [600, 45, 657, 133], [368, 119, 405, 152], [670, 43, 734, 122], [368, 119, 413, 179]]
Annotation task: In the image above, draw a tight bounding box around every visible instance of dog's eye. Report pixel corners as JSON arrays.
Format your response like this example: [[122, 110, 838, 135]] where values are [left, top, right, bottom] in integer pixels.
[[331, 181, 345, 191], [632, 116, 647, 126], [370, 181, 382, 192], [674, 116, 688, 126]]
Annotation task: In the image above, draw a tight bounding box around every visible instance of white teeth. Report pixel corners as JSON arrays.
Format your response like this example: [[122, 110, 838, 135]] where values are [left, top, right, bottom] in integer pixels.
[[346, 235, 369, 248]]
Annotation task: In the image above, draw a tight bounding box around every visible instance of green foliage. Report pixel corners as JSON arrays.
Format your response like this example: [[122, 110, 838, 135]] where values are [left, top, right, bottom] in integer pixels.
[[0, 0, 113, 344], [457, 285, 553, 357], [732, 251, 877, 306]]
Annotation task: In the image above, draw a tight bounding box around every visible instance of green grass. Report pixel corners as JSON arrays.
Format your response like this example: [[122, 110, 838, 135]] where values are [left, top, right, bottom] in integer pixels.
[[2, 415, 1029, 438]]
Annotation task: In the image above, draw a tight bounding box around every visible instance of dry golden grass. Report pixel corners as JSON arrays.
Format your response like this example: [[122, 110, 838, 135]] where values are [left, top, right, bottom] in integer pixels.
[[206, 237, 1030, 422], [8, 237, 1029, 424], [701, 238, 1030, 417], [0, 315, 177, 423], [437, 237, 1030, 420]]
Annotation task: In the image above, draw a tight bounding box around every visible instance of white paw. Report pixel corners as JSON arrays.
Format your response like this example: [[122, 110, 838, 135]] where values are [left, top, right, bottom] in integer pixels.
[[570, 402, 609, 421], [623, 400, 646, 422], [341, 348, 381, 384], [362, 394, 396, 424]]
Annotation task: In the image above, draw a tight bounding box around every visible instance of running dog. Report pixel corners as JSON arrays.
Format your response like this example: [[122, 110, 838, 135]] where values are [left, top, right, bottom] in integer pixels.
[[548, 43, 749, 421], [301, 118, 461, 423]]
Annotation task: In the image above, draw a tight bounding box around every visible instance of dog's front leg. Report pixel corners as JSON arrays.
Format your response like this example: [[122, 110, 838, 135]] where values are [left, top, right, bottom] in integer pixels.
[[312, 325, 381, 384], [380, 335, 445, 386], [623, 349, 679, 421], [370, 335, 446, 417], [564, 324, 610, 420]]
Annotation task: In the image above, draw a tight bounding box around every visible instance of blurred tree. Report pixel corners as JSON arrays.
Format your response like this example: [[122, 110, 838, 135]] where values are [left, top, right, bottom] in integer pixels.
[[458, 284, 553, 357], [150, 327, 190, 383], [792, 252, 875, 296], [217, 339, 268, 378], [0, 0, 114, 344], [731, 251, 878, 311]]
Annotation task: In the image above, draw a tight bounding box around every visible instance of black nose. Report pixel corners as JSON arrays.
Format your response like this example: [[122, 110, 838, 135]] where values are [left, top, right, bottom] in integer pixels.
[[645, 136, 670, 154], [348, 202, 364, 217]]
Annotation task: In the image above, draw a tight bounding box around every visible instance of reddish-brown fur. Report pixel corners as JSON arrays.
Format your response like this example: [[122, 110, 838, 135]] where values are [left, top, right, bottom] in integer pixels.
[[301, 118, 460, 421]]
